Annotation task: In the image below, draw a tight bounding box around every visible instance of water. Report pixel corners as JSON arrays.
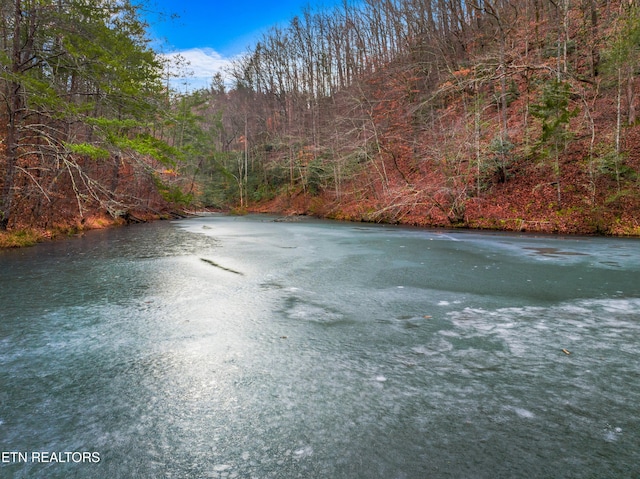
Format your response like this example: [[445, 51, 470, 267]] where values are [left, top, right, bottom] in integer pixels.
[[1, 214, 639, 478]]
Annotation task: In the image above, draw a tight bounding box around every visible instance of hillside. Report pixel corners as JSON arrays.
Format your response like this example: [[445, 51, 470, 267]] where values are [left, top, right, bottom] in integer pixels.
[[251, 65, 640, 235], [226, 1, 640, 235], [1, 0, 639, 241]]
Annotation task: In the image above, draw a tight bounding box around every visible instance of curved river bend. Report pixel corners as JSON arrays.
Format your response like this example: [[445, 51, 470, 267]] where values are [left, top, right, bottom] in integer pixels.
[[1, 214, 639, 478]]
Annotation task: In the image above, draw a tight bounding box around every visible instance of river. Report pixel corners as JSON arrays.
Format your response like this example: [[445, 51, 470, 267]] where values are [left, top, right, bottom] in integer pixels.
[[1, 214, 639, 478]]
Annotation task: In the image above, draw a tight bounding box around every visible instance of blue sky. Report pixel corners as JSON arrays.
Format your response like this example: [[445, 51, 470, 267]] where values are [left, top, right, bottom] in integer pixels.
[[143, 0, 340, 90]]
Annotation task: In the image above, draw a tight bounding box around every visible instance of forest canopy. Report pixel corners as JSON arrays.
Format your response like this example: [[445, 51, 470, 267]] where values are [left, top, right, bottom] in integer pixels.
[[1, 0, 640, 237], [0, 0, 184, 233]]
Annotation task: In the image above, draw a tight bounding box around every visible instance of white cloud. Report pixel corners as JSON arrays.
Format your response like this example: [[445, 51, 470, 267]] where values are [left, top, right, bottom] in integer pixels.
[[160, 48, 240, 92]]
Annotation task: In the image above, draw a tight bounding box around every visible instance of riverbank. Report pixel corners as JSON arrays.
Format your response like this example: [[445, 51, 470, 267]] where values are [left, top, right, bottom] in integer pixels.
[[248, 187, 640, 237], [0, 210, 186, 248], [2, 193, 638, 250]]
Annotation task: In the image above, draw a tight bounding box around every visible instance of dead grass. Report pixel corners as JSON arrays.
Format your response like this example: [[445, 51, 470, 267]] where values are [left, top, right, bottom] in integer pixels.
[[0, 229, 43, 248]]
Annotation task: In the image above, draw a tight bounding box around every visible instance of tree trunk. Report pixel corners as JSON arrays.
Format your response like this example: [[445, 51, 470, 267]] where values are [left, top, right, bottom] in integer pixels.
[[0, 0, 23, 230], [628, 73, 637, 125]]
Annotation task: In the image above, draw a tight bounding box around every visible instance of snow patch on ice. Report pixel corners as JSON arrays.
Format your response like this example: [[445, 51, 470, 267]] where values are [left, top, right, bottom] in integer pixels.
[[212, 464, 232, 472], [294, 446, 313, 458], [512, 407, 535, 419]]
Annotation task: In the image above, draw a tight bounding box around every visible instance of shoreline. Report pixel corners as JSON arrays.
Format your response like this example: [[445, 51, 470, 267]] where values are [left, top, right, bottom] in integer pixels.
[[2, 203, 639, 250], [0, 209, 188, 249]]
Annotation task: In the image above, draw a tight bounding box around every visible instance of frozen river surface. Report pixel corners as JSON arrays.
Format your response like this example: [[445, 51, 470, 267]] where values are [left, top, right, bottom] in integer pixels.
[[1, 214, 639, 478]]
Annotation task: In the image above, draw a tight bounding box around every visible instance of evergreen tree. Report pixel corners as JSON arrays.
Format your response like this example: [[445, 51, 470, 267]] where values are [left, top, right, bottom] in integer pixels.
[[530, 79, 578, 208], [0, 0, 173, 229]]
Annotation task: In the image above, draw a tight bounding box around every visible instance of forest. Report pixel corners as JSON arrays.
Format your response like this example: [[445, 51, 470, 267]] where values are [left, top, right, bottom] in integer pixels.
[[1, 0, 640, 246]]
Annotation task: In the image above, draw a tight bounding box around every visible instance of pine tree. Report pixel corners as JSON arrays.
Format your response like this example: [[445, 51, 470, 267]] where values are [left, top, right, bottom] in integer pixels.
[[0, 0, 171, 229], [530, 79, 578, 208]]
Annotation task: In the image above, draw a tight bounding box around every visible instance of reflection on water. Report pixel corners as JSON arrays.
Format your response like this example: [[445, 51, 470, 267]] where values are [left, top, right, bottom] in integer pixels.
[[1, 215, 639, 478]]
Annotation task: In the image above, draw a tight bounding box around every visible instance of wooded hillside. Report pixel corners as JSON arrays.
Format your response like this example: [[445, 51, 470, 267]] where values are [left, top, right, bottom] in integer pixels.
[[191, 0, 640, 235], [2, 0, 639, 239], [0, 0, 188, 238]]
